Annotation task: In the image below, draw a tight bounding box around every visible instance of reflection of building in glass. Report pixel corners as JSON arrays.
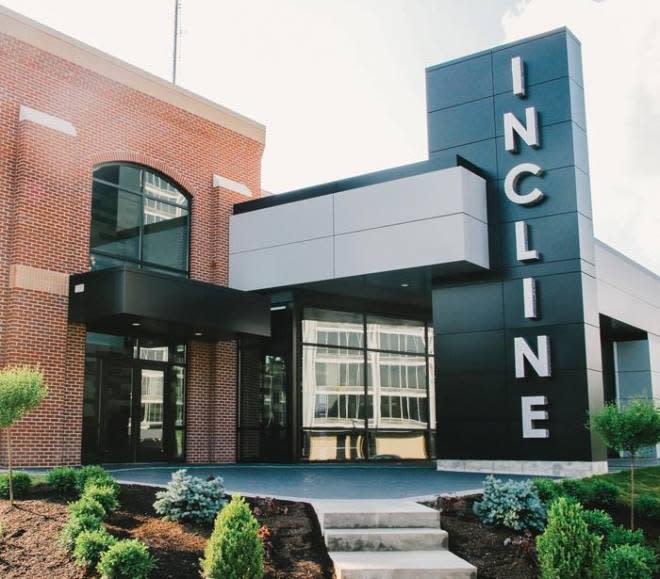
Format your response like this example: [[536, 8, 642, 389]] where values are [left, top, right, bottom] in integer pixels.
[[301, 309, 435, 460]]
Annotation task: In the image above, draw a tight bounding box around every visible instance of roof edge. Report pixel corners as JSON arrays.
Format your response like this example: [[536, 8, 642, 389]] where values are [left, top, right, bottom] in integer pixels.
[[0, 4, 266, 144]]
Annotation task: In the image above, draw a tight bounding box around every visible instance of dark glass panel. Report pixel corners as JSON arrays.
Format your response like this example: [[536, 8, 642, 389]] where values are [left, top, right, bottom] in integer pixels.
[[101, 363, 133, 462], [81, 357, 100, 462], [90, 253, 128, 271], [90, 181, 140, 259], [142, 207, 189, 271], [86, 332, 133, 358]]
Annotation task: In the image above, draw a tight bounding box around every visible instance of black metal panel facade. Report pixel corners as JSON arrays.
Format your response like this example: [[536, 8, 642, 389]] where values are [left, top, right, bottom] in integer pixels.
[[427, 29, 606, 462]]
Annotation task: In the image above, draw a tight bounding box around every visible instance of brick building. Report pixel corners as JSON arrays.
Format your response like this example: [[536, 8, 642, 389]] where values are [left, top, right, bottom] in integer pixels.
[[1, 7, 658, 475]]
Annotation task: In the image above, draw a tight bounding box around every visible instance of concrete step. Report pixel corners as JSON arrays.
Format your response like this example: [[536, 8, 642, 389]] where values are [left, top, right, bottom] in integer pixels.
[[314, 499, 441, 530], [330, 550, 477, 579], [325, 527, 448, 552]]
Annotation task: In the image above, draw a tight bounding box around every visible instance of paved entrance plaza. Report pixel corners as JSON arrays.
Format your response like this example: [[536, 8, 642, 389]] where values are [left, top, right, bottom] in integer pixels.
[[106, 464, 531, 500]]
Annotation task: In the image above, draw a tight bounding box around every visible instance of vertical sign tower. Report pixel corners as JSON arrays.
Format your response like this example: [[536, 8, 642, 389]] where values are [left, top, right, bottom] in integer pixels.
[[427, 29, 606, 476]]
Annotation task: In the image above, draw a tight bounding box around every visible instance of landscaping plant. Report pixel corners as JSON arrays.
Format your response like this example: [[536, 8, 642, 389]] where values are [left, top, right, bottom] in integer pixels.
[[73, 528, 117, 569], [201, 494, 264, 579], [581, 509, 616, 540], [473, 475, 546, 531], [154, 469, 226, 524], [60, 513, 103, 552], [604, 544, 658, 579], [559, 478, 620, 507], [590, 400, 660, 529], [96, 538, 154, 579], [0, 365, 48, 506], [0, 471, 32, 499], [47, 466, 79, 496], [635, 493, 660, 520], [605, 525, 646, 550], [76, 465, 118, 494], [532, 478, 561, 504], [68, 496, 107, 521], [536, 497, 604, 579], [84, 483, 119, 513]]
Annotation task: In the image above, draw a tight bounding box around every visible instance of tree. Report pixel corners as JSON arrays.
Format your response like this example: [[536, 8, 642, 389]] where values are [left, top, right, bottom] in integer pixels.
[[590, 400, 660, 530], [0, 366, 48, 506]]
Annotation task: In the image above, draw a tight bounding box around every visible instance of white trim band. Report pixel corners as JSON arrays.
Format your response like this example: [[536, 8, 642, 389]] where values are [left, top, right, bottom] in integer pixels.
[[437, 459, 609, 478], [213, 174, 253, 198], [19, 105, 77, 137]]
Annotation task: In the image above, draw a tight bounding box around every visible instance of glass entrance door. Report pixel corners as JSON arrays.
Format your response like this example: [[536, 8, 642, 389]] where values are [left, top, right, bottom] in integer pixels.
[[84, 333, 187, 464], [99, 362, 134, 463]]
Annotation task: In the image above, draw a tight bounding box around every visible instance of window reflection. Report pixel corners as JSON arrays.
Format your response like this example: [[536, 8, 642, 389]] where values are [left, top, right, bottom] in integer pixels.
[[301, 308, 435, 461], [90, 163, 190, 275]]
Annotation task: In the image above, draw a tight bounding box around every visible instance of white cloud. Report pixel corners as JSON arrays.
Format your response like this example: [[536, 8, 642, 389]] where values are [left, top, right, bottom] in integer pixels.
[[502, 0, 660, 273]]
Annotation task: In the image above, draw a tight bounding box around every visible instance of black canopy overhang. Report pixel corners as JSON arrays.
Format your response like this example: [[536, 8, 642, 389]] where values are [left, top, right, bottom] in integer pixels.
[[68, 267, 270, 341]]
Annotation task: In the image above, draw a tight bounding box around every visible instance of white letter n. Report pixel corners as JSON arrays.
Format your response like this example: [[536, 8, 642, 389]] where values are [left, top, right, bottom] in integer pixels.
[[514, 335, 551, 378]]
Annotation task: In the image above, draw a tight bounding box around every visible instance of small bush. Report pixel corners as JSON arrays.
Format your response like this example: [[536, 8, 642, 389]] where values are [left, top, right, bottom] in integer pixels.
[[0, 472, 31, 499], [73, 528, 117, 569], [605, 525, 646, 550], [582, 509, 615, 539], [77, 466, 118, 494], [473, 475, 546, 531], [201, 495, 264, 579], [68, 496, 106, 520], [59, 513, 103, 552], [604, 544, 658, 579], [154, 469, 226, 524], [47, 467, 79, 496], [537, 497, 604, 579], [636, 494, 660, 520], [83, 484, 119, 513], [96, 539, 154, 579], [558, 477, 619, 507], [533, 478, 561, 504]]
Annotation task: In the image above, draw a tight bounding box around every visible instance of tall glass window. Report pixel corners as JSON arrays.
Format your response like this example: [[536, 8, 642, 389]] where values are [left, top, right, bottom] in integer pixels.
[[301, 308, 435, 461], [90, 163, 190, 276]]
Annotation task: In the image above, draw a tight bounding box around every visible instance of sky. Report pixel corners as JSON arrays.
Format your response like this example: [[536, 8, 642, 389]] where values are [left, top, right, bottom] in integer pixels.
[[2, 0, 659, 272]]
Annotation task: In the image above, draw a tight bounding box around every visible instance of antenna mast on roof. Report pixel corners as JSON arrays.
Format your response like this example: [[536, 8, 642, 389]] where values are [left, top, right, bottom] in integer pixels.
[[172, 0, 181, 84]]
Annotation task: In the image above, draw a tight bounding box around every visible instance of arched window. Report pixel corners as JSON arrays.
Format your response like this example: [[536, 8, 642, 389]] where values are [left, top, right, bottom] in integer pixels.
[[89, 163, 190, 276]]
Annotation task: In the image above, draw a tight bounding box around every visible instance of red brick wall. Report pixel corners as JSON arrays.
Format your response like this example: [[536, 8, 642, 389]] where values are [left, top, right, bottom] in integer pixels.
[[0, 30, 263, 466]]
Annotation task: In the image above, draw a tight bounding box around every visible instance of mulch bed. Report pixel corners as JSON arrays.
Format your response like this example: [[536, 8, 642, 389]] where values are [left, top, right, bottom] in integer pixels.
[[425, 494, 660, 579], [0, 484, 335, 579], [426, 495, 538, 579]]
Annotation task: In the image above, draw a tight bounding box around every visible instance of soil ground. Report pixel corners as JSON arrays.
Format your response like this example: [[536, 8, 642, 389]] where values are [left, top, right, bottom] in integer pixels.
[[0, 483, 335, 579]]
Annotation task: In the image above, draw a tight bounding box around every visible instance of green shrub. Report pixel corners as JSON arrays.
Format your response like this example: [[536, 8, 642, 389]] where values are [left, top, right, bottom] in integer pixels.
[[59, 513, 103, 552], [582, 509, 616, 539], [605, 525, 645, 550], [473, 475, 546, 531], [96, 539, 154, 579], [73, 528, 117, 569], [604, 544, 658, 579], [201, 495, 264, 579], [154, 469, 226, 524], [83, 484, 119, 513], [76, 466, 118, 494], [636, 494, 660, 520], [537, 497, 604, 579], [68, 496, 106, 520], [47, 467, 79, 496], [558, 478, 619, 507], [533, 478, 561, 504], [0, 472, 31, 499]]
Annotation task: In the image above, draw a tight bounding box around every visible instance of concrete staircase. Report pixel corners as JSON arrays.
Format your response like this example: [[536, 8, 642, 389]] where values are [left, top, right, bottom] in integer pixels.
[[313, 500, 477, 579]]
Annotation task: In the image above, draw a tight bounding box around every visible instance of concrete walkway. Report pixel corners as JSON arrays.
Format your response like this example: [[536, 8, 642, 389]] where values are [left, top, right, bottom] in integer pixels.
[[106, 463, 532, 500]]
